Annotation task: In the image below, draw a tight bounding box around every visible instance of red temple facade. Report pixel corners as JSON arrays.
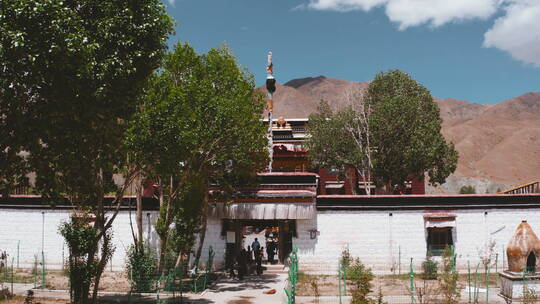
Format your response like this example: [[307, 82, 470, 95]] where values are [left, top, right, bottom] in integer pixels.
[[267, 117, 425, 195]]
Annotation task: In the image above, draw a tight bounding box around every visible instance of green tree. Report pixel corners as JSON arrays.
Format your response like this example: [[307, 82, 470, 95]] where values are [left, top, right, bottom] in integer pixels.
[[126, 42, 268, 274], [167, 173, 205, 270], [459, 185, 476, 194], [366, 70, 458, 189], [348, 258, 375, 304], [125, 243, 158, 293], [307, 70, 457, 193], [0, 1, 173, 303], [307, 91, 373, 195]]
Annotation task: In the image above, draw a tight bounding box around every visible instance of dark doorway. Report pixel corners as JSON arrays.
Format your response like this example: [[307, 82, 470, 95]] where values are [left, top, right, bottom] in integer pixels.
[[223, 219, 295, 265], [527, 252, 536, 272]]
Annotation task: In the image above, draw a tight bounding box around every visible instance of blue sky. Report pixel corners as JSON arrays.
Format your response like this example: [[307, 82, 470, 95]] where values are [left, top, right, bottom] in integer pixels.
[[163, 0, 540, 104]]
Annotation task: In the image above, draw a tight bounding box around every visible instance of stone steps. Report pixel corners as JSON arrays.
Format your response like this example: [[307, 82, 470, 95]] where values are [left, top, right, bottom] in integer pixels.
[[263, 263, 288, 274]]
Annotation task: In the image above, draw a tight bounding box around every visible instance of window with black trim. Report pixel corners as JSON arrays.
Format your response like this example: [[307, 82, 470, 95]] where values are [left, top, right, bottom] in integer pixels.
[[427, 227, 453, 256]]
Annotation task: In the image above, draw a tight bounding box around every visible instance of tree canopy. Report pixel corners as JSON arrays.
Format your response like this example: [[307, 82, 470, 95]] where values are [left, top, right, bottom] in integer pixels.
[[0, 0, 173, 202], [307, 70, 457, 191], [306, 96, 373, 194], [0, 1, 173, 302], [126, 42, 268, 271], [366, 70, 458, 187]]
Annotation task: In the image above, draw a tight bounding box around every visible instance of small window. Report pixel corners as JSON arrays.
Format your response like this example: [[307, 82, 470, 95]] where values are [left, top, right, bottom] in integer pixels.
[[357, 181, 375, 195], [325, 181, 345, 195], [527, 252, 536, 273], [427, 227, 453, 256]]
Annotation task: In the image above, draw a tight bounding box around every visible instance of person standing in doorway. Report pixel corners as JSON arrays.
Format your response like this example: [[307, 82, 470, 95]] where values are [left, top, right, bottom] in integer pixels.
[[266, 241, 275, 264], [256, 247, 263, 275], [247, 245, 253, 263], [251, 238, 261, 261]]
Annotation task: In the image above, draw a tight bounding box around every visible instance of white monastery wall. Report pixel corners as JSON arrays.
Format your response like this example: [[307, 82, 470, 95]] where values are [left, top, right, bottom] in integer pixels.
[[0, 209, 158, 271], [298, 209, 540, 274], [1, 207, 539, 273], [196, 217, 227, 270]]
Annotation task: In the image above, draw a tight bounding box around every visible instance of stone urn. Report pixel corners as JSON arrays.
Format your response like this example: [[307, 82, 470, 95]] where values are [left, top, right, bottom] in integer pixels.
[[499, 220, 540, 303]]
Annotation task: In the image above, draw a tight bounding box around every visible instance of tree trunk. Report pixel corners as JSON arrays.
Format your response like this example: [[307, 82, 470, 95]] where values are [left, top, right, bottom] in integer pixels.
[[157, 177, 177, 275], [157, 178, 167, 274], [193, 187, 209, 271], [347, 169, 357, 195], [91, 226, 112, 303], [157, 233, 168, 274], [136, 180, 143, 243]]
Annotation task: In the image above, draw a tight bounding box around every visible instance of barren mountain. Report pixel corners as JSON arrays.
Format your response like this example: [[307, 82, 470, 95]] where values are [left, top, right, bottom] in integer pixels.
[[261, 76, 369, 118], [259, 76, 540, 192]]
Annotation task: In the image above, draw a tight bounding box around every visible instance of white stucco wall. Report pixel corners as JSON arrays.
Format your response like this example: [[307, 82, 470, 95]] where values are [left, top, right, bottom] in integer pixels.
[[297, 209, 540, 274], [196, 217, 227, 270], [0, 208, 158, 270], [1, 207, 539, 274]]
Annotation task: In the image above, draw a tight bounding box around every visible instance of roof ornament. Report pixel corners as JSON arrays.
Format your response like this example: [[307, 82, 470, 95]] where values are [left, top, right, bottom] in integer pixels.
[[266, 51, 276, 110], [266, 51, 276, 172]]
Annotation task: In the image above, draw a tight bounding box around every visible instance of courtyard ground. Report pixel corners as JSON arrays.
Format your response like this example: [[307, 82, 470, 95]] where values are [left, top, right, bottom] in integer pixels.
[[296, 272, 507, 304], [1, 265, 288, 304], [0, 267, 512, 303]]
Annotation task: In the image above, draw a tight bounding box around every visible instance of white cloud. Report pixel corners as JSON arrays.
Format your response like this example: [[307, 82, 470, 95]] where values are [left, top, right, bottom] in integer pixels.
[[385, 0, 499, 30], [304, 0, 499, 28], [302, 0, 540, 67], [305, 0, 387, 12], [484, 0, 540, 67]]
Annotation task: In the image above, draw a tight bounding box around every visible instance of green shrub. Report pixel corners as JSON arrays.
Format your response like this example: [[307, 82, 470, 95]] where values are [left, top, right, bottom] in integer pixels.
[[459, 185, 476, 194], [438, 246, 460, 304], [348, 258, 375, 304], [340, 246, 352, 269], [126, 244, 158, 293], [375, 286, 387, 304], [0, 251, 12, 300], [422, 254, 438, 280]]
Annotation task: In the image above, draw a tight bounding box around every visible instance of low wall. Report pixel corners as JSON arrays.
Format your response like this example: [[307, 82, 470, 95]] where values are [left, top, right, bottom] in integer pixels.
[[0, 208, 159, 271], [297, 208, 540, 274], [1, 195, 540, 274]]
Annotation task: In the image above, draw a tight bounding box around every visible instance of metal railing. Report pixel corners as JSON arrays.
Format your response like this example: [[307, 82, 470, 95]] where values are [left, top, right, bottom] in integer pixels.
[[499, 181, 539, 194]]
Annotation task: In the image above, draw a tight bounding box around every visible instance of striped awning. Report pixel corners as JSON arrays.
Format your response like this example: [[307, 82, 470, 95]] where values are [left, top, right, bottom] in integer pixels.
[[208, 202, 316, 219], [425, 220, 456, 228], [325, 182, 344, 189], [424, 211, 456, 228]]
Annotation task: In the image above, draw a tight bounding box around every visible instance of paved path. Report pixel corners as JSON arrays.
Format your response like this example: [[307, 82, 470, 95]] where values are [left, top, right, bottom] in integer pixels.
[[190, 272, 288, 304]]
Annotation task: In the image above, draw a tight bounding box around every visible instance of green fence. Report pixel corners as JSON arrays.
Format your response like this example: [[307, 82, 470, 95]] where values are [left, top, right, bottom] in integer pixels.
[[325, 245, 504, 304], [127, 246, 216, 304], [338, 259, 347, 303], [285, 247, 299, 304], [0, 252, 47, 290], [162, 246, 215, 293]]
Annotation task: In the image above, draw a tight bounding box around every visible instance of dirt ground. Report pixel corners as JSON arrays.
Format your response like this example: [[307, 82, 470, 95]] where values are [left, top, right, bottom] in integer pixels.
[[1, 297, 165, 304], [296, 273, 500, 297], [6, 269, 130, 292], [2, 297, 68, 304]]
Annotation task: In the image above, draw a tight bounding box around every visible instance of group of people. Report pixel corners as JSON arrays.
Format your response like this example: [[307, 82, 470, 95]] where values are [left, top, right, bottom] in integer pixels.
[[230, 237, 278, 280]]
